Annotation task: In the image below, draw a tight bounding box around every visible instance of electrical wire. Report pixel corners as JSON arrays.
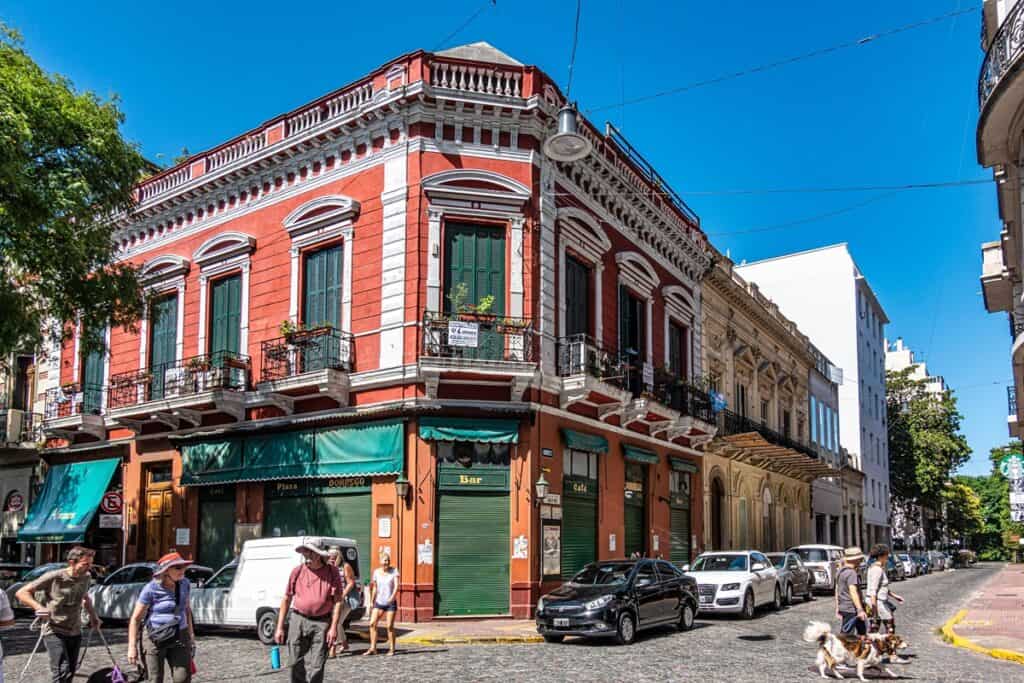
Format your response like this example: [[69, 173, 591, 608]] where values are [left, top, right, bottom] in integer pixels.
[[433, 1, 498, 52], [565, 0, 583, 98], [678, 178, 991, 197], [586, 5, 980, 113], [705, 192, 898, 237]]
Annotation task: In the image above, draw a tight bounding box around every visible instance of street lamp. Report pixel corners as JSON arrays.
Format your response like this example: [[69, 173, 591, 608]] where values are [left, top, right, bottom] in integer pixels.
[[534, 472, 550, 506], [395, 473, 410, 506], [543, 104, 592, 163]]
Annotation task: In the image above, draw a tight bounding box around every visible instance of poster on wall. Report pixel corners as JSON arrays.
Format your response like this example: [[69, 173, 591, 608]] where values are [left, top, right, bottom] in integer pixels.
[[513, 534, 529, 559], [543, 525, 560, 576]]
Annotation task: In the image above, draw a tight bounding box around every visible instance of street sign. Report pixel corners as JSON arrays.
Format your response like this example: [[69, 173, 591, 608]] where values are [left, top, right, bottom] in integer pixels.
[[100, 491, 123, 514], [999, 453, 1024, 479]]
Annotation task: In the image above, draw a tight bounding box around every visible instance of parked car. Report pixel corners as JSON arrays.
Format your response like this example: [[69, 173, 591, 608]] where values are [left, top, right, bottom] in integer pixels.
[[6, 563, 65, 612], [926, 551, 946, 571], [788, 544, 843, 593], [913, 555, 930, 575], [535, 559, 698, 645], [189, 536, 364, 644], [0, 563, 33, 591], [861, 555, 904, 588], [896, 553, 916, 578], [766, 552, 813, 605], [90, 562, 213, 621], [684, 550, 781, 619]]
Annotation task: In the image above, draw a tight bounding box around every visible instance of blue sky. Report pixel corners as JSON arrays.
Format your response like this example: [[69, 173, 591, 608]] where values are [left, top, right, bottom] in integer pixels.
[[4, 1, 1006, 474]]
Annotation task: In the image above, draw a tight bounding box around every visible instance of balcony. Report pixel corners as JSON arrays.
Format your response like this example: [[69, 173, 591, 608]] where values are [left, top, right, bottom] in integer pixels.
[[981, 241, 1013, 313], [650, 374, 718, 443], [978, 1, 1024, 166], [43, 384, 106, 441], [556, 334, 634, 415], [108, 351, 250, 431], [1, 409, 42, 447], [257, 327, 353, 406], [713, 409, 836, 481], [419, 311, 538, 400]]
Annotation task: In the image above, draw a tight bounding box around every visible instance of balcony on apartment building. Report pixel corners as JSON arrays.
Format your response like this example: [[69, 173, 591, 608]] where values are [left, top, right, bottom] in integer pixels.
[[257, 326, 353, 407], [557, 334, 635, 415], [714, 409, 836, 481], [1, 407, 43, 448], [42, 383, 106, 441], [107, 350, 250, 432], [419, 311, 537, 400], [979, 0, 1024, 166], [1009, 385, 1019, 438], [981, 240, 1013, 313]]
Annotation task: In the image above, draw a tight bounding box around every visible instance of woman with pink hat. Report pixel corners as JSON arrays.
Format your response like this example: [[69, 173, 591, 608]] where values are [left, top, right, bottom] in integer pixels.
[[127, 552, 196, 682]]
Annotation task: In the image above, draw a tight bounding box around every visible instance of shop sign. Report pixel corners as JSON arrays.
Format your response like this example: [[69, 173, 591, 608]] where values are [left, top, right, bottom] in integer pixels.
[[564, 476, 596, 498], [4, 491, 24, 513], [447, 321, 479, 348], [100, 491, 123, 514], [99, 514, 122, 529], [543, 493, 561, 505], [270, 478, 371, 497], [1000, 453, 1024, 479], [437, 467, 509, 491], [176, 528, 190, 545]]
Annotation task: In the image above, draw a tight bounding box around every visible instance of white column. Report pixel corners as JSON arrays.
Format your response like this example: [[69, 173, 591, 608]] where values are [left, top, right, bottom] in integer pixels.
[[240, 263, 251, 356], [72, 320, 81, 383], [341, 226, 354, 332], [593, 264, 603, 343], [538, 162, 557, 375], [175, 283, 185, 362], [379, 153, 408, 368], [645, 298, 653, 365], [288, 246, 300, 324], [138, 313, 148, 371], [509, 216, 524, 319], [426, 209, 442, 312], [557, 240, 567, 338]]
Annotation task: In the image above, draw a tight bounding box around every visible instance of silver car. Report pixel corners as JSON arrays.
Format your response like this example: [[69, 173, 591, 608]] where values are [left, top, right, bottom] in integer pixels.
[[90, 562, 213, 621], [788, 545, 843, 592]]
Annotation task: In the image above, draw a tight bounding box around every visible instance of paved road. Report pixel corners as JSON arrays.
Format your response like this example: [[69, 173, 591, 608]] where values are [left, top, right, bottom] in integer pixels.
[[3, 563, 1019, 682]]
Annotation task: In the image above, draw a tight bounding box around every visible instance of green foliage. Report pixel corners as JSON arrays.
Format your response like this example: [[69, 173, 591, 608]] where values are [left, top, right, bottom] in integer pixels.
[[475, 294, 495, 315], [885, 367, 971, 506], [0, 23, 147, 357], [956, 441, 1024, 560], [942, 480, 983, 546], [447, 282, 469, 313]]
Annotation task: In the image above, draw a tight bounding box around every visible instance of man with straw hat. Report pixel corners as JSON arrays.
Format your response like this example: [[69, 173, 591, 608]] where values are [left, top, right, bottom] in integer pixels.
[[274, 542, 344, 683], [834, 546, 869, 637]]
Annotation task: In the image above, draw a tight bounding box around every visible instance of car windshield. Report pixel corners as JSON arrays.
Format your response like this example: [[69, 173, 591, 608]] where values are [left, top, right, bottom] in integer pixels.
[[692, 555, 748, 572], [570, 563, 633, 586], [793, 548, 828, 562], [767, 554, 786, 568]]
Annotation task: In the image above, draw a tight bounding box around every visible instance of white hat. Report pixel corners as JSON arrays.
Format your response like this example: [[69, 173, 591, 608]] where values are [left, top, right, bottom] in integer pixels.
[[295, 542, 329, 557]]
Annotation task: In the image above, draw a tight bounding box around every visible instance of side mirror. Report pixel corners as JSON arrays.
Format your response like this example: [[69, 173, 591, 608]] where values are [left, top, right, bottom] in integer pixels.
[[751, 563, 766, 572], [681, 564, 690, 572]]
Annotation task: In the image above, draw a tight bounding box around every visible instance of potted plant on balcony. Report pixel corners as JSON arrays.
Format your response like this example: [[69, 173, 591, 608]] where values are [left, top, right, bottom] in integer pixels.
[[495, 316, 529, 334]]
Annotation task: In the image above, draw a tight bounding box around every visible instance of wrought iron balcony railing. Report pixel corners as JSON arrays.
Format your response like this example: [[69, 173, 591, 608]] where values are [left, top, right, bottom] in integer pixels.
[[1009, 385, 1018, 418], [422, 311, 536, 363], [260, 326, 354, 382], [718, 408, 816, 459], [44, 383, 105, 420], [0, 409, 43, 444], [980, 1, 1024, 111], [108, 350, 250, 409], [556, 334, 638, 392], [651, 370, 716, 423]]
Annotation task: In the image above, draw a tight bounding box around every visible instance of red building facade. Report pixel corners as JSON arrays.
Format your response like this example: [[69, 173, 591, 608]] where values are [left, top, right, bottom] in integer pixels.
[[39, 43, 714, 620]]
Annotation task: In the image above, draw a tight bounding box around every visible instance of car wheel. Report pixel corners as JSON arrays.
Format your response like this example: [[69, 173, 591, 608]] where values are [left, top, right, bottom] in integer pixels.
[[543, 635, 565, 644], [678, 601, 696, 631], [615, 612, 637, 645], [741, 590, 755, 620], [803, 584, 813, 601], [257, 610, 278, 645], [784, 583, 793, 606], [772, 585, 782, 611]]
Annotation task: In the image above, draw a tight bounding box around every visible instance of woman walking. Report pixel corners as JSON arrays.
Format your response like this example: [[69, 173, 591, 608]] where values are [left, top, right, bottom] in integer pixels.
[[127, 552, 196, 682], [866, 544, 909, 664], [363, 553, 399, 657], [327, 548, 358, 657]]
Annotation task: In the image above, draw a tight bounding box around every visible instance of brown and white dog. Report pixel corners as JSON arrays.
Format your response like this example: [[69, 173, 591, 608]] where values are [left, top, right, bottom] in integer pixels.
[[803, 621, 908, 681]]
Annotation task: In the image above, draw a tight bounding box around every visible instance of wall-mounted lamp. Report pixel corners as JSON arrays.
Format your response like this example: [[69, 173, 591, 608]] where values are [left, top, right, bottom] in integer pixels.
[[395, 473, 410, 505], [534, 472, 550, 507]]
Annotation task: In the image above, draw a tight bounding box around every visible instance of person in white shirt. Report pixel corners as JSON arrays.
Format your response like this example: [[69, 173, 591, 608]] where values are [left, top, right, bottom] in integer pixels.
[[0, 587, 17, 683], [866, 544, 909, 665], [363, 553, 399, 657]]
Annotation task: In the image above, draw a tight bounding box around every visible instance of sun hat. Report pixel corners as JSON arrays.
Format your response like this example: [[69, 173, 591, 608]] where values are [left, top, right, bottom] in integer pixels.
[[153, 551, 193, 576], [295, 542, 329, 557], [843, 546, 865, 563]]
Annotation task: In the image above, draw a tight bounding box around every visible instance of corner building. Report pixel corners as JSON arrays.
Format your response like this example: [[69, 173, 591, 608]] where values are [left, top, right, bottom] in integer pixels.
[[34, 43, 714, 620]]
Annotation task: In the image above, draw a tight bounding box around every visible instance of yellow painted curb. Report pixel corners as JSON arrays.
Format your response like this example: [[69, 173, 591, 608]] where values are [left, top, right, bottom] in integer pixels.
[[941, 609, 1024, 666], [399, 634, 544, 646]]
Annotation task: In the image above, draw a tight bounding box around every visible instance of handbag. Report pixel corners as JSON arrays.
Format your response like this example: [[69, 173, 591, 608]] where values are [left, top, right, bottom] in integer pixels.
[[147, 581, 181, 646], [346, 585, 362, 611]]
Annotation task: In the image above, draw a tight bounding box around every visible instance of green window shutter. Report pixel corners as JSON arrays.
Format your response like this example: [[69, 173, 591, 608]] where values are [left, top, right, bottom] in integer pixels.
[[444, 223, 505, 314], [561, 489, 597, 579], [565, 256, 589, 337], [82, 328, 106, 414], [670, 506, 691, 565], [210, 275, 242, 355], [303, 245, 342, 328], [149, 294, 178, 399], [436, 491, 510, 616]]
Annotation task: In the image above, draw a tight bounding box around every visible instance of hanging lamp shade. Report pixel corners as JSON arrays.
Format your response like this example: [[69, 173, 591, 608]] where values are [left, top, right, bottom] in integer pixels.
[[543, 104, 592, 162]]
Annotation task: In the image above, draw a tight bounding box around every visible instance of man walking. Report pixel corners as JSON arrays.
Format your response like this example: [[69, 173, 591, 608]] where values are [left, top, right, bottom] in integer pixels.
[[275, 542, 343, 683], [834, 546, 868, 637], [16, 546, 101, 682]]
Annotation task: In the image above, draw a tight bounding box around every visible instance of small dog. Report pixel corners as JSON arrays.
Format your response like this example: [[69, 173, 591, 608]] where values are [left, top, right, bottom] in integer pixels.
[[803, 621, 908, 681]]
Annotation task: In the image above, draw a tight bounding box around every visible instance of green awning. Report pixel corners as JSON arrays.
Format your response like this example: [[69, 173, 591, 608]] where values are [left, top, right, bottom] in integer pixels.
[[18, 458, 119, 543], [670, 457, 699, 473], [418, 417, 519, 444], [181, 421, 404, 486], [561, 428, 608, 454], [316, 420, 403, 476], [622, 444, 659, 465]]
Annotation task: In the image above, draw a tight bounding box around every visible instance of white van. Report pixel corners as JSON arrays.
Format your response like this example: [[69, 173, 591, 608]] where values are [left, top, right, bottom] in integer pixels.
[[788, 544, 844, 592], [190, 536, 364, 643]]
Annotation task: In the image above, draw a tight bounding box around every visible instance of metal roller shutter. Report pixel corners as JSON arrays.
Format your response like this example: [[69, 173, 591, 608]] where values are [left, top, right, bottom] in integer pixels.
[[436, 491, 510, 616], [320, 493, 373, 581], [670, 506, 691, 566], [624, 503, 644, 558], [561, 493, 597, 579]]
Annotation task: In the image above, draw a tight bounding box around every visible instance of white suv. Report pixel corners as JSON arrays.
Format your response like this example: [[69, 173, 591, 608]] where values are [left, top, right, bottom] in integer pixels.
[[789, 544, 843, 592], [683, 551, 781, 619]]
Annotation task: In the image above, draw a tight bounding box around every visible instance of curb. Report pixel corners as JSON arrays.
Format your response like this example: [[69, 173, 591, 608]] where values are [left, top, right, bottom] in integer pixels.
[[399, 634, 544, 646], [940, 609, 1024, 666]]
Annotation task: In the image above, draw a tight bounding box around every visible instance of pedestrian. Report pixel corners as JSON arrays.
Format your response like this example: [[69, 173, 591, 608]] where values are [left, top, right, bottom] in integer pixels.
[[834, 546, 868, 638], [865, 544, 909, 665], [326, 548, 358, 658], [0, 586, 16, 683], [15, 545, 102, 683], [363, 552, 399, 657], [126, 552, 196, 682], [274, 542, 343, 683]]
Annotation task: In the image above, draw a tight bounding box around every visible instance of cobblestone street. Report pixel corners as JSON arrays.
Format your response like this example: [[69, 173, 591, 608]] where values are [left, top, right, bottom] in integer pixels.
[[1, 563, 1019, 682]]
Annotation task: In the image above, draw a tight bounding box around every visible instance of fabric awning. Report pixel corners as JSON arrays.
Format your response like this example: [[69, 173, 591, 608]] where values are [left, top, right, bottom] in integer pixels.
[[18, 458, 119, 543], [418, 417, 519, 444], [622, 444, 659, 465], [561, 428, 609, 454], [669, 457, 699, 473], [181, 421, 404, 486]]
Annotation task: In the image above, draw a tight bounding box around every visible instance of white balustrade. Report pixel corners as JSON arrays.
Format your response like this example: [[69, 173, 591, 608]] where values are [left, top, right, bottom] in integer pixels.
[[430, 61, 522, 98]]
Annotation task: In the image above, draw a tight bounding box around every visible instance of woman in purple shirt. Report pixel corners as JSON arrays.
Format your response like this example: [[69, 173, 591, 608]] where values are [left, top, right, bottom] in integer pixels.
[[127, 552, 195, 682]]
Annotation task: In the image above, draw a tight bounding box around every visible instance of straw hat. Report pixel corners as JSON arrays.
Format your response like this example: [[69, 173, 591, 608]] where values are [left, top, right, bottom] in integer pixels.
[[153, 552, 193, 576], [843, 546, 865, 563], [295, 542, 329, 558]]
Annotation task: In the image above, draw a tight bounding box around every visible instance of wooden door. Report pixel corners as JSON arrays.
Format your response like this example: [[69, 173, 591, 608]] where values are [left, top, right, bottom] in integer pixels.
[[143, 464, 174, 560]]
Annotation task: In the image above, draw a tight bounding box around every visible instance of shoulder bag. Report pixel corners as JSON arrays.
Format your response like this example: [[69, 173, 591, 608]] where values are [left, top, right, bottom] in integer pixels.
[[147, 581, 182, 646]]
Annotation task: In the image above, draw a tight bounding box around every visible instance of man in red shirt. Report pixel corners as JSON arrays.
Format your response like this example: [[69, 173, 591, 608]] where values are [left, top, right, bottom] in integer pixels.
[[275, 542, 343, 683]]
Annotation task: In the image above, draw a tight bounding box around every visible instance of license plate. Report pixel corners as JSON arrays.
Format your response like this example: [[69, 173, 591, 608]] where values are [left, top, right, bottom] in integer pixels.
[[699, 596, 711, 604], [553, 618, 570, 627]]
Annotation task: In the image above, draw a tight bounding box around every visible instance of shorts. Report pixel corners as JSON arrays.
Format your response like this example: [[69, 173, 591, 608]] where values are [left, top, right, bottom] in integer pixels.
[[373, 602, 397, 612], [839, 612, 867, 636]]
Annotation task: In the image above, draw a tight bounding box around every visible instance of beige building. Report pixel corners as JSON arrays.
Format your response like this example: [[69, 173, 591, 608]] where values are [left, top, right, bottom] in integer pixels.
[[700, 253, 839, 552]]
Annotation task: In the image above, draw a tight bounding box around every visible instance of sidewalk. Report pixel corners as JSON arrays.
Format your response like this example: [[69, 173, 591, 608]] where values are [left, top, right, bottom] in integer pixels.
[[942, 563, 1024, 665], [349, 618, 543, 645]]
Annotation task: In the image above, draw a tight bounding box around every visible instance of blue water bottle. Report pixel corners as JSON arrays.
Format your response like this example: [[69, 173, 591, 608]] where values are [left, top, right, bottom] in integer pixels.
[[270, 646, 281, 670]]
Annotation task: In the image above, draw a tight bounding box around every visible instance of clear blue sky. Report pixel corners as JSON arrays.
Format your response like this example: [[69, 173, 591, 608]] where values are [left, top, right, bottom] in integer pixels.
[[4, 1, 1006, 475]]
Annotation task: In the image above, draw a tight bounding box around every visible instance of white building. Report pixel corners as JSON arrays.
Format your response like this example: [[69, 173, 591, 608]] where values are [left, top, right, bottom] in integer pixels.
[[885, 337, 946, 397], [736, 244, 891, 547]]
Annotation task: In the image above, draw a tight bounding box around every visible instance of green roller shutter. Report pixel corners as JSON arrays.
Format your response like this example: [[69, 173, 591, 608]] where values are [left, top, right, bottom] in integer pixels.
[[149, 293, 178, 400], [264, 497, 317, 540], [624, 462, 646, 558], [561, 479, 597, 579], [210, 275, 242, 355], [320, 493, 372, 580], [670, 507, 691, 566], [436, 490, 510, 616], [198, 487, 235, 571], [82, 329, 105, 414]]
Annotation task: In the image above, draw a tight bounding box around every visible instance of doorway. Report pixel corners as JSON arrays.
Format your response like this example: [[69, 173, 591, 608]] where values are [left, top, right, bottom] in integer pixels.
[[142, 463, 174, 560]]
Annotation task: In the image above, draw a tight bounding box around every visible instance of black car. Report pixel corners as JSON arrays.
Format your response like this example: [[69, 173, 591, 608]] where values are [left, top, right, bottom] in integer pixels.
[[535, 559, 699, 645]]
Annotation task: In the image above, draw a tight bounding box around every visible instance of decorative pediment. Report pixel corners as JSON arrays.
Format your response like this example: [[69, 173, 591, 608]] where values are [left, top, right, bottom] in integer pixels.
[[616, 251, 659, 298], [558, 206, 611, 263], [663, 284, 696, 324], [283, 195, 361, 239], [423, 169, 530, 213], [140, 254, 190, 283], [193, 231, 256, 267]]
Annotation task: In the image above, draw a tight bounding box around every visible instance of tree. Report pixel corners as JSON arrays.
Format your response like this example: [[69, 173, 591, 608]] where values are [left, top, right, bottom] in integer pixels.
[[942, 480, 983, 548], [885, 367, 971, 507], [957, 442, 1024, 560], [0, 23, 147, 360]]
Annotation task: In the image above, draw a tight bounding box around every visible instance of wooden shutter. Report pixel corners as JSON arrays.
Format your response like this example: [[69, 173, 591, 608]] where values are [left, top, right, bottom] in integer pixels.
[[436, 490, 510, 616], [82, 329, 105, 414], [149, 294, 178, 399], [565, 256, 590, 337], [444, 223, 505, 314], [303, 245, 342, 329], [210, 275, 242, 354]]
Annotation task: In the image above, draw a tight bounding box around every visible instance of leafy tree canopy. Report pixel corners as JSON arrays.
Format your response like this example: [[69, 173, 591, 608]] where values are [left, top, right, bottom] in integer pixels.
[[942, 480, 983, 546], [0, 23, 146, 359], [957, 441, 1024, 560]]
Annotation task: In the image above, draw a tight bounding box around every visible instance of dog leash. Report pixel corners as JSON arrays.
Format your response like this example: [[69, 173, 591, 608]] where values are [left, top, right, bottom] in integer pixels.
[[17, 617, 47, 683]]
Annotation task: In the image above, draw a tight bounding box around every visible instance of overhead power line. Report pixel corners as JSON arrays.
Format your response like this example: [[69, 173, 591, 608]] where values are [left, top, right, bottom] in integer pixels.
[[586, 5, 980, 113], [434, 1, 498, 52], [680, 178, 991, 197]]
